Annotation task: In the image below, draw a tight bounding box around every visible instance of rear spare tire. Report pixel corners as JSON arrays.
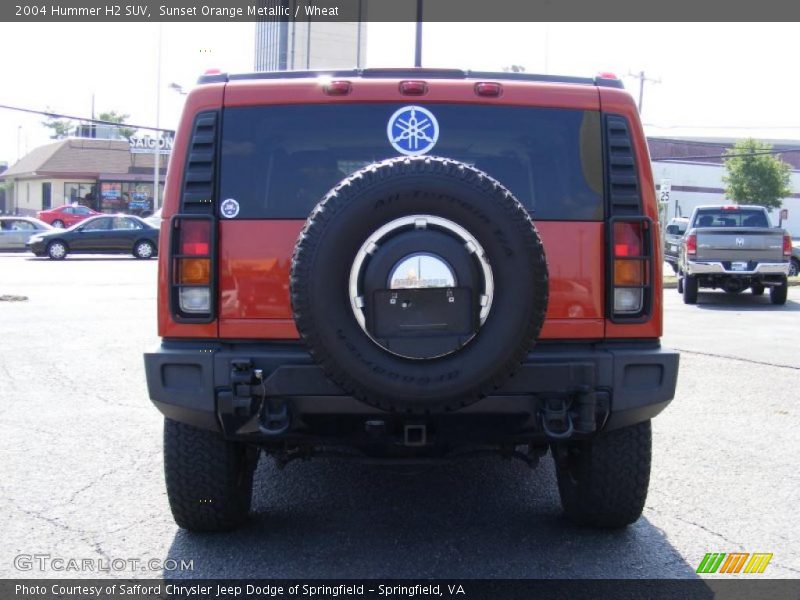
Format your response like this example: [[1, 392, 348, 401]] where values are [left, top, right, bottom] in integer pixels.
[[290, 156, 549, 413]]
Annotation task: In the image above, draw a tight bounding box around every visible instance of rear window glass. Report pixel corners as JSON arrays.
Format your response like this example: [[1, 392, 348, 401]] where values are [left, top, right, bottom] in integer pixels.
[[694, 209, 770, 228], [219, 104, 604, 221]]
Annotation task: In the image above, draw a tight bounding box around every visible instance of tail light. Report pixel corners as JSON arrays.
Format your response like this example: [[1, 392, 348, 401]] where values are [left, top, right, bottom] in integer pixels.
[[685, 233, 697, 256], [170, 215, 216, 322], [608, 218, 653, 319], [784, 235, 792, 257]]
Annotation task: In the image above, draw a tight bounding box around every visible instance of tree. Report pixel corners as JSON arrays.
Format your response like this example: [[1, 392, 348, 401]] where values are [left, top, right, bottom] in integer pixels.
[[97, 111, 136, 140], [41, 107, 73, 139], [722, 138, 792, 211]]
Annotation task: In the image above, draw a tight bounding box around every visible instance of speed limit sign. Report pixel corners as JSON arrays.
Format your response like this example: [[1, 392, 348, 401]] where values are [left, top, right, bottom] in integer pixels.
[[659, 179, 671, 203]]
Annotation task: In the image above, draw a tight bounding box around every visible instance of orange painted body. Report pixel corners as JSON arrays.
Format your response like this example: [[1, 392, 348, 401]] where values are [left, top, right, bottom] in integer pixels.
[[158, 76, 662, 341]]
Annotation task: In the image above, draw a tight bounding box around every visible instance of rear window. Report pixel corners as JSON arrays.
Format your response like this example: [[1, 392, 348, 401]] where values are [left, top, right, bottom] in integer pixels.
[[219, 104, 604, 221], [694, 209, 770, 228]]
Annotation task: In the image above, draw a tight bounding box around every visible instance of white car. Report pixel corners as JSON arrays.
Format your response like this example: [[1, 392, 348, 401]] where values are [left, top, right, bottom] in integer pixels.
[[145, 208, 162, 229]]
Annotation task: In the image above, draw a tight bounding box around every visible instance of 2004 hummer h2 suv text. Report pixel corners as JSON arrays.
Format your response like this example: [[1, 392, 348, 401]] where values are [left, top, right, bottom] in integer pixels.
[[144, 69, 679, 531]]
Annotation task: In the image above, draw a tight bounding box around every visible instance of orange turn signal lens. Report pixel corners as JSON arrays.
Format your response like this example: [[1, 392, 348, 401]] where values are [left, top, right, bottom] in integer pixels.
[[178, 258, 210, 285], [614, 259, 644, 286]]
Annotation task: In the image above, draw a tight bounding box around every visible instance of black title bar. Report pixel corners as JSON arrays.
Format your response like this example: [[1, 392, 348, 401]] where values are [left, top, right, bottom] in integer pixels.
[[5, 0, 800, 22]]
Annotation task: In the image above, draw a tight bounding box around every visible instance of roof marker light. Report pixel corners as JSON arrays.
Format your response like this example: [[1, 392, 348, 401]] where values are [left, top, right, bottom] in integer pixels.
[[324, 80, 352, 96], [399, 80, 428, 95], [474, 82, 502, 97], [597, 72, 618, 80]]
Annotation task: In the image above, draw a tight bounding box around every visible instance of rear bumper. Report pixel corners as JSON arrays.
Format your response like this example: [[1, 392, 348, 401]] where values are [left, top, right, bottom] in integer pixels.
[[685, 260, 789, 276], [144, 340, 679, 445]]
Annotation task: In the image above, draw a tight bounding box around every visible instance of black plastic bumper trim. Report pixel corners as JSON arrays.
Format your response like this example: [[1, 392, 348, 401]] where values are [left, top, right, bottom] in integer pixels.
[[144, 340, 679, 437]]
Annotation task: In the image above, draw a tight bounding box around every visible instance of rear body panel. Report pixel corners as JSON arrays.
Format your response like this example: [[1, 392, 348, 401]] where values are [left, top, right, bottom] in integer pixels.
[[158, 76, 661, 342], [148, 70, 676, 449], [216, 220, 605, 340]]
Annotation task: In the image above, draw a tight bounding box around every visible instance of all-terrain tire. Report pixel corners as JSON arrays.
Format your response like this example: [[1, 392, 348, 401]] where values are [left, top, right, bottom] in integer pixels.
[[553, 420, 652, 528], [682, 274, 698, 304], [290, 155, 549, 413], [163, 419, 259, 532], [751, 283, 765, 296]]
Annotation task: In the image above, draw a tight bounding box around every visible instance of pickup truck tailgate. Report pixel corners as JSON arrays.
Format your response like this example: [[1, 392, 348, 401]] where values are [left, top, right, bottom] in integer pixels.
[[696, 228, 785, 262]]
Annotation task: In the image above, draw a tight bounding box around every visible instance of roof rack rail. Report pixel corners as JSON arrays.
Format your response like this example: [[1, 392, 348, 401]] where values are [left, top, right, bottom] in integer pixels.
[[198, 68, 624, 89]]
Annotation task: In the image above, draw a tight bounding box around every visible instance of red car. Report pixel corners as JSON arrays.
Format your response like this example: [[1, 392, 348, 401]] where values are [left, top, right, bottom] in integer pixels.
[[37, 204, 101, 228]]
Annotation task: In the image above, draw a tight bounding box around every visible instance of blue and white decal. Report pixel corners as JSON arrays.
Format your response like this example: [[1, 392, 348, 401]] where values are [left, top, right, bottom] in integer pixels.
[[220, 198, 240, 219], [387, 106, 439, 156]]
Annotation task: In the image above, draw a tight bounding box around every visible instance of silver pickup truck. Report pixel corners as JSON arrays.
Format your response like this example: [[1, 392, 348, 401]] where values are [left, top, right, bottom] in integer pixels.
[[678, 205, 791, 305]]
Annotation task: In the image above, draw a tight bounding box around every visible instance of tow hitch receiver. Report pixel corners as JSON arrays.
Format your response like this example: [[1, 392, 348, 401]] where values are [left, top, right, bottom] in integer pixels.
[[541, 388, 600, 440], [541, 398, 574, 440]]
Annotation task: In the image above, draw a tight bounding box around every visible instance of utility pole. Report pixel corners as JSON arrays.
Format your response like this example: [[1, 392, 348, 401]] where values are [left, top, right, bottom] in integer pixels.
[[627, 70, 660, 114], [154, 24, 162, 212], [414, 0, 423, 67]]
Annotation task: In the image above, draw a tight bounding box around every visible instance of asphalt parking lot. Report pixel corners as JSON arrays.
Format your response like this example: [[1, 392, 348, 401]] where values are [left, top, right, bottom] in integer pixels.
[[1, 253, 798, 579]]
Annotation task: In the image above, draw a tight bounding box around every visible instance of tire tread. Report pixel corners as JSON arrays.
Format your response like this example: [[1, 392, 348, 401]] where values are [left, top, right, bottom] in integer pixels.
[[289, 156, 548, 413], [555, 421, 652, 528], [163, 419, 256, 532]]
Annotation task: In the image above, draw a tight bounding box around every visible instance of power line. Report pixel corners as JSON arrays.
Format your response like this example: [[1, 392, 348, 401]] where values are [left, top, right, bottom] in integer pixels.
[[626, 71, 660, 113], [645, 123, 800, 130], [0, 103, 174, 133], [653, 148, 800, 161]]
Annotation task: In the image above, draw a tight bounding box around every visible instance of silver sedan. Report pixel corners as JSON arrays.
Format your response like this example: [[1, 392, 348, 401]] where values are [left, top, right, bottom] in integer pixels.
[[0, 216, 52, 250]]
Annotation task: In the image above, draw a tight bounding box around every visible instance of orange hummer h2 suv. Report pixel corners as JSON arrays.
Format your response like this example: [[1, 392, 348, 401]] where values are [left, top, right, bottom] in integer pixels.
[[144, 69, 679, 532]]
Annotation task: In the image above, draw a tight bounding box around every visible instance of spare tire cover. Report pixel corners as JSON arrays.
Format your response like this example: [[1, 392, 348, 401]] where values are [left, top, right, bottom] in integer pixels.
[[290, 156, 548, 413]]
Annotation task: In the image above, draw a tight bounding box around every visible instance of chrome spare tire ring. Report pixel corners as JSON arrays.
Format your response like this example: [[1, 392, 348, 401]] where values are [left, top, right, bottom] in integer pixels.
[[348, 214, 494, 358]]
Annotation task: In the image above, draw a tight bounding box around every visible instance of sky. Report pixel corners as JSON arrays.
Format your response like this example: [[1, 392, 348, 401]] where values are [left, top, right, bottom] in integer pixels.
[[1, 22, 800, 165]]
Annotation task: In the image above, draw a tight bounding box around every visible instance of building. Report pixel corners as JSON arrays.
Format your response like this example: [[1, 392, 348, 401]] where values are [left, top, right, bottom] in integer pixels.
[[255, 3, 367, 71], [0, 162, 7, 213], [649, 137, 800, 237], [1, 138, 167, 217]]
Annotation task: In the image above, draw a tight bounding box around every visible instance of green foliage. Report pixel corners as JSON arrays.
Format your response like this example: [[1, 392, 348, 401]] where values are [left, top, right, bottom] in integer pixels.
[[722, 138, 792, 210], [41, 107, 73, 140], [97, 111, 136, 140]]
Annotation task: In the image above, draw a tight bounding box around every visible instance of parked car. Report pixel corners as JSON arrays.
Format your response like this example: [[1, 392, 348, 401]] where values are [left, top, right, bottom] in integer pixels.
[[27, 214, 159, 260], [678, 204, 791, 304], [663, 217, 689, 273], [37, 204, 101, 228], [145, 68, 679, 532], [0, 216, 52, 250], [791, 243, 799, 277]]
